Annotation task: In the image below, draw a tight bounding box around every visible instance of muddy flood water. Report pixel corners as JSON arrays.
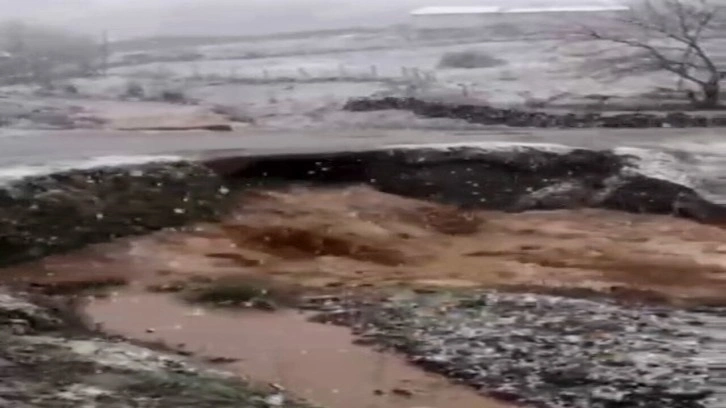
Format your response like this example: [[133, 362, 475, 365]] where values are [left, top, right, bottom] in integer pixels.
[[86, 290, 511, 408]]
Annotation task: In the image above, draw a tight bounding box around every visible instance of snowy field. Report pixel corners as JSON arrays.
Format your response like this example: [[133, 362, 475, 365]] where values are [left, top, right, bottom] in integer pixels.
[[107, 38, 682, 107], [2, 29, 726, 132]]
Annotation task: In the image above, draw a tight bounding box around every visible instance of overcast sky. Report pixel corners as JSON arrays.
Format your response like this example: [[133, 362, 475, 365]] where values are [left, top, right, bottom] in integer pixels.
[[0, 0, 627, 38]]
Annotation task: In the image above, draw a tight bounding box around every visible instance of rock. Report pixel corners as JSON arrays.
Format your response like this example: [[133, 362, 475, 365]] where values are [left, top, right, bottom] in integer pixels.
[[672, 191, 726, 223], [265, 394, 285, 407], [598, 175, 709, 215], [0, 290, 62, 330]]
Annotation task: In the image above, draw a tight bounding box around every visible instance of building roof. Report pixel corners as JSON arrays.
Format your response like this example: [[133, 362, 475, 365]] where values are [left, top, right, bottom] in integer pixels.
[[410, 5, 629, 15]]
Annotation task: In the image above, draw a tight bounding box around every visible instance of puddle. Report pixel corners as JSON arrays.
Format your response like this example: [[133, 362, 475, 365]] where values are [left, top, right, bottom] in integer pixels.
[[86, 291, 510, 408]]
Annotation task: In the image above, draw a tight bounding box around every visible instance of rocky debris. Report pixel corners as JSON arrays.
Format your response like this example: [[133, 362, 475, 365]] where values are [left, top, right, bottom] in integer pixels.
[[0, 292, 62, 332], [317, 292, 723, 408], [0, 161, 230, 266], [344, 97, 726, 128], [0, 287, 309, 408]]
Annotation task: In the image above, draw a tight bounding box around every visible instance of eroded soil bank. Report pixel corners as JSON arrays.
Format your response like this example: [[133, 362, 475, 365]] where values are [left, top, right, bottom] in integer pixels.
[[10, 185, 726, 305]]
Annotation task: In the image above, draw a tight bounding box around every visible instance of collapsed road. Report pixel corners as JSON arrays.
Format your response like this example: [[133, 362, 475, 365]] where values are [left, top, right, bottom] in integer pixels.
[[2, 138, 726, 265], [2, 130, 726, 408]]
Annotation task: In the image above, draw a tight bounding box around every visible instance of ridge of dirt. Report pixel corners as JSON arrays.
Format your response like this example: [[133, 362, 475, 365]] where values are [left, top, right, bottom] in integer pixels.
[[4, 185, 726, 307]]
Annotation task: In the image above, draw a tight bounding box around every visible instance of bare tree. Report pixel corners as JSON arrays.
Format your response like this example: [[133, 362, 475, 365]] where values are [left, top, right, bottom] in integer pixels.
[[580, 0, 725, 108]]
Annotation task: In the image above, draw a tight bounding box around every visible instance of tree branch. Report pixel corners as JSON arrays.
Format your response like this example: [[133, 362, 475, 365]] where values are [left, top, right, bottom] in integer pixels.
[[581, 0, 723, 86], [586, 29, 707, 84]]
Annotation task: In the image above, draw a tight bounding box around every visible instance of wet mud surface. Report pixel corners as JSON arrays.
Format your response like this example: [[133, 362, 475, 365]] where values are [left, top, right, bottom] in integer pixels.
[[86, 291, 510, 408], [0, 289, 311, 408]]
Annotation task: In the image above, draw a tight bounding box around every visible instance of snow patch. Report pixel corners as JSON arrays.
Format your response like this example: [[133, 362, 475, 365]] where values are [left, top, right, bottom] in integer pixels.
[[614, 147, 699, 189], [0, 155, 183, 183]]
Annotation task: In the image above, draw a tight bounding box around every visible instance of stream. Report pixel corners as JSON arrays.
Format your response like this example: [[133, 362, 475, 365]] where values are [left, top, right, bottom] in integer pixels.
[[86, 290, 512, 408]]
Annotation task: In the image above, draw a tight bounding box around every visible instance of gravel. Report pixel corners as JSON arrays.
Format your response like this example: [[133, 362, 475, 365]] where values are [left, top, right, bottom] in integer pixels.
[[318, 292, 726, 408]]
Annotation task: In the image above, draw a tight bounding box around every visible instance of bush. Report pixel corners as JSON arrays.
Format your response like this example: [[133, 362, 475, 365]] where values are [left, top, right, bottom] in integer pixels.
[[160, 89, 186, 103], [125, 81, 145, 98], [438, 51, 506, 69]]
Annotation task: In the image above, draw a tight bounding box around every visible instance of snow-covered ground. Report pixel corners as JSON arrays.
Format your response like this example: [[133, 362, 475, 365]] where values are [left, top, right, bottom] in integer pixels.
[[107, 38, 680, 107], [1, 29, 726, 133]]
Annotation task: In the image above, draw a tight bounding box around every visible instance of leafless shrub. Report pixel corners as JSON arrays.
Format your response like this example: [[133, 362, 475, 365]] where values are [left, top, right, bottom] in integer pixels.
[[124, 81, 145, 98], [438, 50, 506, 69], [577, 0, 726, 108]]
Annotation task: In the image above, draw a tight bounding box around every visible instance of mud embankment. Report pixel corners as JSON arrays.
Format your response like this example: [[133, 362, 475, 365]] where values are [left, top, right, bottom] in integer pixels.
[[1, 144, 725, 267], [344, 97, 726, 128]]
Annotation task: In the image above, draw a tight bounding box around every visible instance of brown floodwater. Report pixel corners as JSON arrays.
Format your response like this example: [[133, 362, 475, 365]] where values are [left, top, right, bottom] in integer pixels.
[[86, 291, 511, 408]]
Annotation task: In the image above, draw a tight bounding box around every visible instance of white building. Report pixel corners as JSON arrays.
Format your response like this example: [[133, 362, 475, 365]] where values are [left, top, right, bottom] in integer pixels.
[[410, 4, 630, 36]]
